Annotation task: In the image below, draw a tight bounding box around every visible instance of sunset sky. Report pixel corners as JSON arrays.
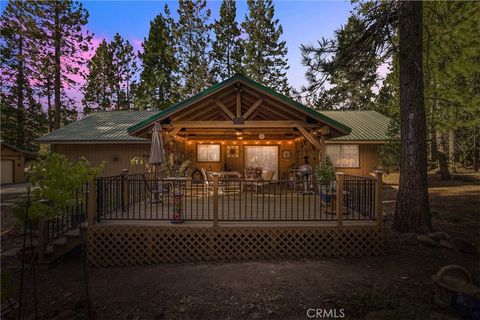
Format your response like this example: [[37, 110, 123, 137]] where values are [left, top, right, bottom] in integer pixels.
[[0, 1, 356, 110], [82, 0, 354, 89]]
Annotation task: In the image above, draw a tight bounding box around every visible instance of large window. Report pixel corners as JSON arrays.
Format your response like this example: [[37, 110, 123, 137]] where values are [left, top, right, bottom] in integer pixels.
[[197, 144, 221, 162], [244, 146, 278, 179], [326, 144, 359, 168]]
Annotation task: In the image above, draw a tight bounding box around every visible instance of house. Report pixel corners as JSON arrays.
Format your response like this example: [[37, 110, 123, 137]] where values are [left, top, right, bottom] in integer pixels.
[[0, 141, 37, 184], [36, 75, 389, 266], [37, 74, 390, 178]]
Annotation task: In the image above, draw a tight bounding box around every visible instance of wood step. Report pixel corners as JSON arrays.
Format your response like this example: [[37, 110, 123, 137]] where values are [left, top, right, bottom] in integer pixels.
[[65, 228, 80, 238], [52, 237, 67, 247]]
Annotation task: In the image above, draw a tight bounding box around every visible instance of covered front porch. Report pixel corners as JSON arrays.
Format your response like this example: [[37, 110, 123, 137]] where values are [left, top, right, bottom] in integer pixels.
[[84, 75, 384, 266], [128, 75, 351, 181]]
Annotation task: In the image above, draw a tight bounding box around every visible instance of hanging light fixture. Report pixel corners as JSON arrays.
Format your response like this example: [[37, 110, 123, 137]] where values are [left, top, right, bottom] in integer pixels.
[[259, 133, 265, 140]]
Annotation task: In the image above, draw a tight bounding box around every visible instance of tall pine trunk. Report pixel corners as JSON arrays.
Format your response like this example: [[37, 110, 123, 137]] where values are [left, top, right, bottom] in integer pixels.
[[438, 132, 451, 180], [53, 2, 62, 129], [16, 28, 25, 148], [474, 120, 479, 172], [392, 1, 432, 233]]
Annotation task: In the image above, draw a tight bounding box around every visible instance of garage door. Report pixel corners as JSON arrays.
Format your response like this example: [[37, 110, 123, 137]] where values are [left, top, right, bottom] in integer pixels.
[[1, 160, 14, 184]]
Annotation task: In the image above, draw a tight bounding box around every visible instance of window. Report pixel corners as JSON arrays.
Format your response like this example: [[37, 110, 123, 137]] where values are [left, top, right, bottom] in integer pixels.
[[326, 144, 359, 168], [197, 144, 221, 162], [244, 146, 278, 179]]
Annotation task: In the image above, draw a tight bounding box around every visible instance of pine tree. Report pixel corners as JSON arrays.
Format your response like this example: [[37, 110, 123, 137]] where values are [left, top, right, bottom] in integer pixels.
[[33, 0, 92, 129], [210, 0, 243, 82], [82, 40, 114, 114], [137, 7, 180, 110], [175, 0, 212, 96], [1, 0, 47, 149], [242, 0, 290, 94], [301, 16, 380, 110], [109, 33, 138, 110]]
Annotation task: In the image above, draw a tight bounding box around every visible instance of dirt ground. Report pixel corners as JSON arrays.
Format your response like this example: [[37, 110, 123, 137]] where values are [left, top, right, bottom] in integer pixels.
[[1, 173, 479, 320]]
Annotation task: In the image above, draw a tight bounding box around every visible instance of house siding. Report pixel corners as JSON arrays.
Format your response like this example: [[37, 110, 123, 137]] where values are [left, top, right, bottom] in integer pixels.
[[54, 144, 150, 177]]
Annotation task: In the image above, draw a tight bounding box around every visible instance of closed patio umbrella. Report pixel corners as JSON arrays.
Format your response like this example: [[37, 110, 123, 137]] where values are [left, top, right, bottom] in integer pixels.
[[149, 122, 164, 178]]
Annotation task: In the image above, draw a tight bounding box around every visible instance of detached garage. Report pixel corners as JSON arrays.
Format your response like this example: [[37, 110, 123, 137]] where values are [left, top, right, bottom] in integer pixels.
[[0, 141, 37, 184]]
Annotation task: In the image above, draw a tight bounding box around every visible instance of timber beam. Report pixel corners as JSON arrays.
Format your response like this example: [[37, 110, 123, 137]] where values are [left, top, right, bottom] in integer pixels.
[[295, 124, 322, 150], [171, 121, 319, 129], [214, 100, 235, 120]]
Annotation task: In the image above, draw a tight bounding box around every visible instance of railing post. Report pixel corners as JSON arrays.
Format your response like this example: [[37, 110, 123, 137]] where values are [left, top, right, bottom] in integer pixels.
[[122, 169, 129, 211], [335, 172, 344, 227], [87, 180, 96, 225], [37, 218, 48, 262], [212, 174, 219, 228], [374, 170, 384, 227]]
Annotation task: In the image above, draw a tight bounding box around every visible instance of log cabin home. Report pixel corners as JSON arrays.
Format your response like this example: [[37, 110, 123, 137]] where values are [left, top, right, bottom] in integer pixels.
[[35, 74, 390, 266], [37, 74, 390, 179]]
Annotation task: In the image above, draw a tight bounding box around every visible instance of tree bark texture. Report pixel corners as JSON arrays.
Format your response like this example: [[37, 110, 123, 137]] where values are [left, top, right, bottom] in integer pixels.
[[393, 1, 432, 233], [53, 2, 62, 130]]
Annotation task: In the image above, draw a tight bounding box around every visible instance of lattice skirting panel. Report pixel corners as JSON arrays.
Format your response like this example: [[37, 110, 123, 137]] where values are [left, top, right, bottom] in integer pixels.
[[86, 225, 384, 267]]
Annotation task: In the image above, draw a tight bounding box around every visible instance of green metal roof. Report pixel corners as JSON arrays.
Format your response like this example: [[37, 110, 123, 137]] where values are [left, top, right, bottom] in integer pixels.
[[36, 110, 390, 143], [36, 111, 157, 143], [127, 74, 352, 135], [319, 110, 390, 141]]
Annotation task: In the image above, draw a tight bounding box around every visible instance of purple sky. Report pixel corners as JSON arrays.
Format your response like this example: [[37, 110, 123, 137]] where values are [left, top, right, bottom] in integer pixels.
[[83, 0, 354, 89], [1, 1, 357, 111]]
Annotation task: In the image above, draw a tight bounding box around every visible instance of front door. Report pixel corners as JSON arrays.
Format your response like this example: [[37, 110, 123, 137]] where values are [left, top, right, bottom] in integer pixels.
[[244, 146, 278, 180]]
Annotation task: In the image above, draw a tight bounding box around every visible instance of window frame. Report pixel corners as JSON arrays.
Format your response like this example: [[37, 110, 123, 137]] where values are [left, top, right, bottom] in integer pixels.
[[326, 144, 360, 168], [196, 144, 221, 163]]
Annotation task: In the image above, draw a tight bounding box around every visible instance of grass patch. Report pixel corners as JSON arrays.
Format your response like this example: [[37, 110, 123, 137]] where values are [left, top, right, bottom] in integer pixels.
[[332, 289, 437, 319], [431, 210, 463, 223], [333, 289, 399, 319]]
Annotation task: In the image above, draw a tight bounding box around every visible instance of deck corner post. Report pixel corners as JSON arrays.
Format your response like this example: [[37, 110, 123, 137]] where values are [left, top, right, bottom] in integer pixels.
[[121, 169, 129, 212], [335, 172, 345, 227], [374, 170, 384, 227], [87, 180, 96, 226], [212, 174, 219, 228]]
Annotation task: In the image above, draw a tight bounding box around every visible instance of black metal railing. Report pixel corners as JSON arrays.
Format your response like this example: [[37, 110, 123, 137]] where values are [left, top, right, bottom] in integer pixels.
[[45, 184, 88, 243], [93, 173, 380, 222], [343, 175, 376, 220]]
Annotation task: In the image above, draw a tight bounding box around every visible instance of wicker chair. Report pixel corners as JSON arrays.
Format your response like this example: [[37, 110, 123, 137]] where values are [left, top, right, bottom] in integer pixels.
[[244, 167, 263, 192]]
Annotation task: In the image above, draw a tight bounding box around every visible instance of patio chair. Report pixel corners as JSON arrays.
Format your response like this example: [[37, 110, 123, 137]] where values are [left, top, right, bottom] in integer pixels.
[[142, 174, 171, 204], [200, 168, 214, 196], [243, 167, 263, 192]]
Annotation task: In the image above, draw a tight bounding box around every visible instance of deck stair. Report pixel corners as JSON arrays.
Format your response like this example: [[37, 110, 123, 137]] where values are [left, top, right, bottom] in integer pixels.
[[39, 228, 83, 265]]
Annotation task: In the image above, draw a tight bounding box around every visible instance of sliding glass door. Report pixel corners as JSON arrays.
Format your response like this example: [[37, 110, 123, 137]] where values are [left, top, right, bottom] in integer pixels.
[[244, 146, 278, 180]]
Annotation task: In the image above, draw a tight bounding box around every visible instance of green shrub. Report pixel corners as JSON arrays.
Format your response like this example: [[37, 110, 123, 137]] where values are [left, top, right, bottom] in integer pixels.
[[315, 156, 336, 181], [27, 153, 104, 219]]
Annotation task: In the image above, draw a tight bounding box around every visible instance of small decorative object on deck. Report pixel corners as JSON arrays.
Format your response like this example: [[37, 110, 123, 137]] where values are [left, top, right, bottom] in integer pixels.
[[171, 192, 184, 224]]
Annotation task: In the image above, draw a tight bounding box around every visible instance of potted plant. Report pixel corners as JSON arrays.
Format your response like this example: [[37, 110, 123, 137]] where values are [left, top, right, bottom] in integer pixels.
[[314, 156, 337, 202]]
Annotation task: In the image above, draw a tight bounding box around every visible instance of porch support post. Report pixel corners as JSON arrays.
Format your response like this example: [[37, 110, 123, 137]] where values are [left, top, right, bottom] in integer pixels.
[[121, 169, 129, 212], [37, 218, 48, 262], [87, 180, 96, 225], [374, 170, 384, 227], [212, 174, 219, 228], [335, 172, 344, 227]]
